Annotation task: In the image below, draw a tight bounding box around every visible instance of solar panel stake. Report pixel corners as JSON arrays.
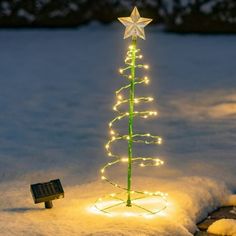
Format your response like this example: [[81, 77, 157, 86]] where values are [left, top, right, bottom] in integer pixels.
[[45, 200, 53, 209], [30, 179, 64, 209]]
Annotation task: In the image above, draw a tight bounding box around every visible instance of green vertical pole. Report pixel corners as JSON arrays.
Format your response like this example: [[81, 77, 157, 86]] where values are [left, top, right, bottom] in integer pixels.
[[126, 37, 137, 207]]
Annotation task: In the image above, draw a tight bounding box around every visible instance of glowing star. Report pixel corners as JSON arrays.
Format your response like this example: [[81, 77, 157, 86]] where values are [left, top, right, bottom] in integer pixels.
[[118, 6, 152, 40]]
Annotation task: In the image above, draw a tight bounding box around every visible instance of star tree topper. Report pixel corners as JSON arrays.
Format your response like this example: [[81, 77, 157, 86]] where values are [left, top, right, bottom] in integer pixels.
[[118, 7, 152, 40]]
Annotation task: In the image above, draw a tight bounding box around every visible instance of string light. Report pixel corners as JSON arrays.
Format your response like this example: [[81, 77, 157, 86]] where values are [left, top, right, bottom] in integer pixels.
[[95, 7, 168, 217], [95, 40, 168, 216]]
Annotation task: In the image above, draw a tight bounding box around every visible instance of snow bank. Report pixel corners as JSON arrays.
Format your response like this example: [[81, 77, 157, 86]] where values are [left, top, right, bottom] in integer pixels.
[[208, 219, 236, 236], [0, 176, 230, 235], [224, 195, 236, 206]]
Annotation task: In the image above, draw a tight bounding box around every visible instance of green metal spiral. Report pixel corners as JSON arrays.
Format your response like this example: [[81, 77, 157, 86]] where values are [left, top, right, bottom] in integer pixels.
[[95, 38, 168, 216]]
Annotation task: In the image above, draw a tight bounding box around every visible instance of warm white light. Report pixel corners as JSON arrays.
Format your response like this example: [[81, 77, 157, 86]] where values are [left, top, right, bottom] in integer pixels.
[[98, 29, 169, 219], [91, 197, 169, 218], [110, 130, 115, 135]]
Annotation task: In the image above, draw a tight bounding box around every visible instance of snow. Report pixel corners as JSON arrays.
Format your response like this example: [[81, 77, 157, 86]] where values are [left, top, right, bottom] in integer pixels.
[[69, 3, 78, 11], [0, 176, 229, 236], [0, 23, 235, 235], [49, 10, 67, 18], [1, 1, 11, 16], [208, 219, 236, 235], [224, 195, 236, 206], [201, 2, 218, 14], [17, 9, 35, 22]]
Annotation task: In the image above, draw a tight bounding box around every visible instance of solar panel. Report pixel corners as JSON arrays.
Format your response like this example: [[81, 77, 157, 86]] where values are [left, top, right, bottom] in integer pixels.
[[30, 179, 64, 208]]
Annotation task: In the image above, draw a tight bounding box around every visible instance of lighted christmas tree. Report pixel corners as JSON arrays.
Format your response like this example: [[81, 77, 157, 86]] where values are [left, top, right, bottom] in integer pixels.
[[95, 7, 168, 216]]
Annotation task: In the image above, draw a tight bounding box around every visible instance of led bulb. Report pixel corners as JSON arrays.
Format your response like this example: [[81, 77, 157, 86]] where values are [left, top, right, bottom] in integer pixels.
[[110, 130, 115, 135]]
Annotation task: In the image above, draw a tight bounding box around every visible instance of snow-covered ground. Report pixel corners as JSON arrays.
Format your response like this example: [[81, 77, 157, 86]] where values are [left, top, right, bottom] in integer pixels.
[[0, 23, 235, 235], [208, 218, 236, 235]]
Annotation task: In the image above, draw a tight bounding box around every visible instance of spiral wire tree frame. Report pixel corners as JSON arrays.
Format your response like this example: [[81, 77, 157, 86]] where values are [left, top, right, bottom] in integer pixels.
[[95, 37, 168, 216]]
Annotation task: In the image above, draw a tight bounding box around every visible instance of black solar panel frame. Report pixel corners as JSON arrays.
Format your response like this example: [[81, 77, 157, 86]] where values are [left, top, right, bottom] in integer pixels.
[[31, 179, 64, 204]]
